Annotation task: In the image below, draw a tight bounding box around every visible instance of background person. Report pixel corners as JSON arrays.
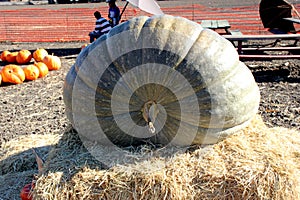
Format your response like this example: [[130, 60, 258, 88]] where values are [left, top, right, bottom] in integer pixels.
[[89, 11, 112, 43], [106, 0, 120, 27]]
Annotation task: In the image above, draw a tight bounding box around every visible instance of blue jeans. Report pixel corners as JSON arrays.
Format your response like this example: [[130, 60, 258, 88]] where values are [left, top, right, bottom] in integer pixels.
[[89, 31, 103, 43]]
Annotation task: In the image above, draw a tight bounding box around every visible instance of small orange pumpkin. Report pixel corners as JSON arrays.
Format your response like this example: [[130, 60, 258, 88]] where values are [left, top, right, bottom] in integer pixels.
[[34, 62, 49, 78], [6, 52, 18, 63], [1, 64, 25, 84], [23, 64, 40, 81], [20, 182, 34, 200], [33, 48, 48, 62], [16, 49, 32, 64], [81, 43, 89, 51], [43, 55, 61, 71], [1, 50, 10, 62]]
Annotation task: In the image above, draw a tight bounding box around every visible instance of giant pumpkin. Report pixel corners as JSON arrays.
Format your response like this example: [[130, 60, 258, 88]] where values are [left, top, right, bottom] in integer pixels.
[[63, 15, 260, 147]]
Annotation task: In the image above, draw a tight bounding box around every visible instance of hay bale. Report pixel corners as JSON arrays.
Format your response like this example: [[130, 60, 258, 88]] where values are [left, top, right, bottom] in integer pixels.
[[33, 115, 300, 199], [0, 133, 61, 199], [0, 134, 60, 175]]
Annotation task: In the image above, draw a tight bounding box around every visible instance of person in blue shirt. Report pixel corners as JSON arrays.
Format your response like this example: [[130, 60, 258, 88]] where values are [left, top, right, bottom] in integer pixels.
[[106, 0, 120, 27]]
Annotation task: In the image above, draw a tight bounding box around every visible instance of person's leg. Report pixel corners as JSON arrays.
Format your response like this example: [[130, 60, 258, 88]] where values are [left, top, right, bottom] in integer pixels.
[[89, 32, 96, 43], [89, 35, 95, 43], [89, 31, 101, 43]]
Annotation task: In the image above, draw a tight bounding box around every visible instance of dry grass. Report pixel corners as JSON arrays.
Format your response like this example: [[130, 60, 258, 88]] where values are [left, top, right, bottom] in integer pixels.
[[28, 115, 300, 200], [0, 133, 61, 199]]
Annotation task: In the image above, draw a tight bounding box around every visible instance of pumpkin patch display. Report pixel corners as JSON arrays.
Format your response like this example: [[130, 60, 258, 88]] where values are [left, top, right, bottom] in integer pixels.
[[5, 52, 18, 63], [0, 50, 10, 62], [1, 64, 25, 84], [63, 15, 260, 147], [23, 64, 40, 81], [16, 49, 32, 64], [33, 48, 48, 62], [43, 55, 61, 71], [34, 62, 49, 78]]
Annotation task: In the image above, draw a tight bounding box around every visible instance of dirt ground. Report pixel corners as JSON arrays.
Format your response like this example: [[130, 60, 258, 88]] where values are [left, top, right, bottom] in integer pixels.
[[0, 42, 81, 146]]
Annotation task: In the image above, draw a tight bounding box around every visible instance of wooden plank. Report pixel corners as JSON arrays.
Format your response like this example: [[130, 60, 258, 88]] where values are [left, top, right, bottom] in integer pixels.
[[228, 29, 243, 35], [239, 54, 300, 60], [211, 20, 218, 29], [217, 20, 230, 28], [201, 20, 212, 28], [240, 46, 300, 51]]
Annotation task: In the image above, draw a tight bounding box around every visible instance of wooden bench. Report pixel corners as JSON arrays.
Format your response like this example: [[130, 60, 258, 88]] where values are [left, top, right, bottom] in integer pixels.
[[227, 29, 243, 46], [227, 29, 242, 35], [201, 20, 231, 34], [223, 34, 300, 60]]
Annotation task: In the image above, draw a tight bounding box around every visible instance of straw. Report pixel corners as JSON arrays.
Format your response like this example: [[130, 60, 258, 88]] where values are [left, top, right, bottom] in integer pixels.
[[30, 115, 300, 199]]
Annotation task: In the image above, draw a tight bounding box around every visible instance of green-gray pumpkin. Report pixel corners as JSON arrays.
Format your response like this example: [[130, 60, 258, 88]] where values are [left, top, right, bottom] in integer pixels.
[[63, 15, 260, 147]]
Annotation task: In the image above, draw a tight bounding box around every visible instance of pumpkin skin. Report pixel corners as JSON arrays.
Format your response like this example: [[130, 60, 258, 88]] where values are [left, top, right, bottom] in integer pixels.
[[43, 55, 61, 70], [23, 64, 40, 81], [1, 64, 25, 84], [34, 62, 49, 78], [0, 73, 2, 86], [1, 50, 10, 62], [33, 48, 48, 62], [63, 15, 260, 146], [20, 182, 34, 200], [16, 49, 32, 64], [6, 52, 18, 63]]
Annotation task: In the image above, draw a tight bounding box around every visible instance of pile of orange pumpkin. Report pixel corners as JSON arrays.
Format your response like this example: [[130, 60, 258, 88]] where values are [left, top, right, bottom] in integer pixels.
[[0, 48, 61, 86]]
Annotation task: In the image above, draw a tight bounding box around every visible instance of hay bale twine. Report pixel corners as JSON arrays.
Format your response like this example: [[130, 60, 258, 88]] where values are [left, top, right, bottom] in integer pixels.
[[63, 15, 260, 146]]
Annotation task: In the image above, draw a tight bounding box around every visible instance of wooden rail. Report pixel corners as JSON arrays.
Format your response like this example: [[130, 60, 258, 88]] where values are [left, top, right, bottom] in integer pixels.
[[224, 34, 300, 40], [223, 34, 300, 60]]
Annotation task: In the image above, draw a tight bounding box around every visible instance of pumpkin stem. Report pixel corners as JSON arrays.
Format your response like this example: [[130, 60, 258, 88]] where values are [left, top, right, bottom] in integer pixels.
[[142, 100, 159, 134]]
